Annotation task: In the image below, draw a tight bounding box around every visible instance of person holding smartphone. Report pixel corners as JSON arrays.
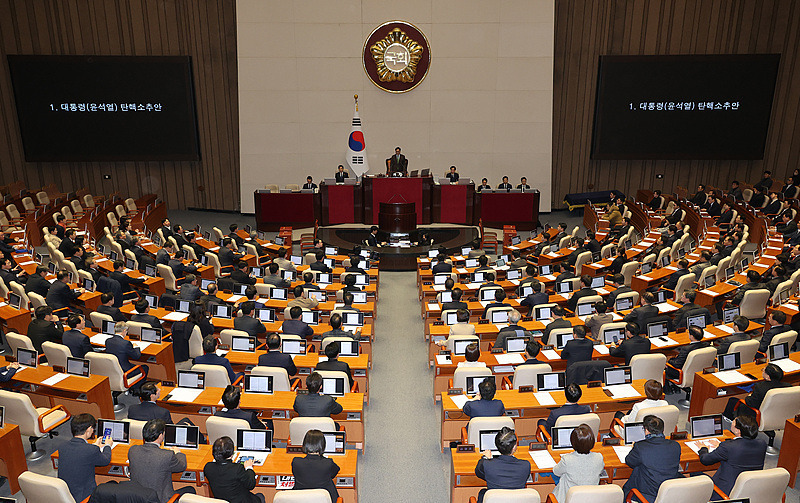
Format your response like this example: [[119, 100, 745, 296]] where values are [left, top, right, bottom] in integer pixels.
[[57, 413, 113, 502], [203, 436, 264, 503]]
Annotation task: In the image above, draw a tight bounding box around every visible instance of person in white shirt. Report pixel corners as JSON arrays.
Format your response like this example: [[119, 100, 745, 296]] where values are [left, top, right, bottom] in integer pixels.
[[617, 379, 668, 423], [457, 343, 486, 368]]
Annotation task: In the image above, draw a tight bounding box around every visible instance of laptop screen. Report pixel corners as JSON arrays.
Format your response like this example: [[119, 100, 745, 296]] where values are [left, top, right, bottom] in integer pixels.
[[769, 342, 789, 361], [256, 308, 275, 323], [722, 306, 739, 324], [102, 320, 116, 335], [125, 258, 136, 270], [615, 297, 634, 311], [7, 292, 20, 309], [213, 304, 232, 319], [506, 337, 528, 353], [473, 272, 485, 283], [290, 255, 302, 266], [690, 414, 724, 439], [143, 294, 158, 309], [282, 339, 307, 355], [556, 281, 573, 294], [434, 274, 448, 285], [653, 290, 669, 304], [603, 328, 624, 345], [453, 339, 474, 355], [342, 312, 363, 327], [427, 249, 438, 258], [321, 377, 346, 397], [462, 247, 472, 256], [604, 366, 632, 386], [555, 331, 574, 349], [590, 276, 605, 288], [322, 431, 346, 455], [551, 426, 574, 450], [481, 288, 497, 301], [176, 300, 192, 313], [317, 273, 331, 285], [244, 375, 273, 394], [534, 306, 552, 321], [271, 288, 288, 300], [282, 270, 296, 282], [439, 290, 453, 303], [576, 303, 594, 316], [687, 314, 707, 329], [231, 336, 256, 352], [717, 352, 741, 371], [308, 290, 326, 302], [511, 236, 522, 245], [66, 357, 90, 377], [778, 288, 790, 305], [301, 311, 319, 325], [352, 291, 367, 303], [646, 321, 669, 338], [96, 419, 130, 443], [640, 262, 653, 274], [144, 264, 157, 277], [506, 269, 522, 280], [140, 328, 162, 344], [490, 310, 509, 324], [325, 246, 338, 256], [705, 275, 716, 288], [624, 422, 647, 444], [537, 372, 566, 391], [540, 264, 552, 275], [445, 311, 458, 325], [520, 286, 533, 297], [177, 370, 205, 389], [337, 340, 359, 357], [250, 266, 263, 278], [479, 429, 501, 453], [17, 348, 37, 368], [163, 424, 199, 449]]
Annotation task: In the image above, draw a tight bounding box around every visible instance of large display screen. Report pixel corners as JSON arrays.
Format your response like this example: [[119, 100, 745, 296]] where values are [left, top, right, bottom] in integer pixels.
[[591, 54, 780, 160], [7, 55, 200, 161]]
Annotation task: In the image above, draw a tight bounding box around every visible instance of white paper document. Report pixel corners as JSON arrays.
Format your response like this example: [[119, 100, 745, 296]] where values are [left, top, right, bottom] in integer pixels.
[[534, 391, 557, 406], [656, 303, 676, 313], [685, 438, 720, 454], [428, 303, 439, 310], [638, 275, 653, 281], [650, 336, 678, 348], [457, 268, 469, 274], [604, 384, 641, 399], [613, 445, 633, 463], [542, 275, 556, 281], [716, 324, 735, 334], [466, 283, 482, 290], [432, 285, 446, 292], [227, 295, 244, 303], [509, 279, 520, 286], [450, 394, 476, 409], [41, 373, 70, 386], [713, 370, 752, 384], [773, 358, 800, 373], [494, 324, 509, 331], [594, 344, 610, 355], [165, 388, 203, 403], [436, 354, 453, 365], [529, 450, 557, 469], [494, 353, 524, 365], [596, 288, 609, 295], [699, 288, 717, 295], [131, 341, 151, 351], [541, 349, 561, 361], [479, 301, 490, 308], [163, 312, 190, 322], [90, 334, 113, 345]]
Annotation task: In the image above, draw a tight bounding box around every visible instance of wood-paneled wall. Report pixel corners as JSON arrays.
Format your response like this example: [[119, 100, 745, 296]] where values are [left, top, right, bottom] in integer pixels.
[[0, 0, 240, 211], [552, 0, 800, 209]]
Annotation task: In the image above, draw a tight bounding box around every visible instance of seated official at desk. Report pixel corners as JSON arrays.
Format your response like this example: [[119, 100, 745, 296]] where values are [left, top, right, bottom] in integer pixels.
[[497, 176, 512, 191], [482, 289, 510, 319], [335, 164, 349, 183], [552, 424, 604, 503], [128, 419, 196, 503], [714, 315, 751, 355], [666, 327, 710, 381], [309, 249, 331, 274], [57, 413, 113, 502], [584, 302, 613, 339], [104, 321, 148, 391], [464, 377, 505, 418], [474, 427, 530, 503], [543, 307, 571, 346], [177, 274, 201, 301], [517, 177, 530, 191], [128, 382, 173, 423], [520, 340, 545, 366], [315, 341, 354, 388], [449, 309, 476, 336], [195, 336, 242, 384], [234, 301, 267, 338], [293, 372, 343, 417], [495, 310, 531, 351], [303, 176, 317, 190], [477, 178, 491, 192], [204, 436, 264, 503], [282, 306, 314, 337], [340, 291, 360, 313], [724, 363, 788, 420], [446, 165, 459, 182], [622, 415, 681, 503], [388, 146, 408, 175], [97, 292, 126, 322], [432, 253, 452, 274], [609, 323, 651, 365], [63, 314, 92, 359], [215, 385, 268, 430], [288, 285, 319, 310], [698, 414, 767, 497], [25, 265, 50, 297], [459, 343, 487, 368], [258, 333, 298, 379], [561, 326, 593, 370], [292, 429, 341, 502], [0, 361, 20, 382], [28, 305, 64, 353], [538, 383, 591, 434], [131, 299, 163, 330], [441, 285, 466, 311], [519, 281, 548, 316], [321, 314, 358, 340], [616, 380, 667, 423], [89, 480, 160, 503]]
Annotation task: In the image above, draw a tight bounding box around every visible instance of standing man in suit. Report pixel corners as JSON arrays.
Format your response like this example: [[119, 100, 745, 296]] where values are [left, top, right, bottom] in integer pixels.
[[257, 334, 298, 380], [623, 415, 681, 502], [27, 305, 64, 353], [104, 322, 147, 391], [463, 377, 506, 418], [335, 164, 349, 183], [474, 428, 531, 503], [57, 413, 113, 502], [293, 372, 344, 417], [315, 341, 354, 388], [622, 291, 658, 331], [610, 323, 651, 365], [698, 414, 767, 495], [62, 314, 92, 358], [128, 419, 195, 503], [497, 176, 512, 191], [666, 326, 710, 380], [97, 293, 126, 322], [389, 147, 408, 175], [214, 385, 267, 430], [561, 325, 594, 369], [46, 271, 84, 312], [537, 383, 591, 434], [128, 382, 173, 423], [233, 301, 266, 338]]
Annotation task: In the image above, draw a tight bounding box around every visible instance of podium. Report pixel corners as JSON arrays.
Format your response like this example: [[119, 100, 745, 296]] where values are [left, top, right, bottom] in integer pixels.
[[379, 202, 416, 233]]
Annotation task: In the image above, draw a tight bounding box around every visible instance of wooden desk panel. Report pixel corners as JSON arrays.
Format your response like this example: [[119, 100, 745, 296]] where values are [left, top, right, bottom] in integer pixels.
[[0, 424, 27, 493]]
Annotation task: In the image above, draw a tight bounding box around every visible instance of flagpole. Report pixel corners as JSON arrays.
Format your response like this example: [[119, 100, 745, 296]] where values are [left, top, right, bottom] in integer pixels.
[[355, 94, 360, 183]]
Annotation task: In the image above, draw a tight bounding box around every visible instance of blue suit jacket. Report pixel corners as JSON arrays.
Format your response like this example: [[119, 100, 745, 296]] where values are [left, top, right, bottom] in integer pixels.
[[699, 436, 767, 494], [540, 403, 591, 434], [127, 401, 173, 423], [104, 335, 141, 372], [622, 435, 681, 502], [475, 455, 531, 490], [194, 353, 239, 383], [463, 398, 506, 418], [57, 437, 112, 502], [257, 350, 297, 376], [62, 329, 94, 359], [281, 319, 313, 337]]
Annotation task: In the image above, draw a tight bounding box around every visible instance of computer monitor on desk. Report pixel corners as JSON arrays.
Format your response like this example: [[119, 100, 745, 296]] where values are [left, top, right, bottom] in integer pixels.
[[690, 414, 723, 439], [16, 348, 37, 368], [478, 429, 501, 455], [164, 424, 199, 449], [624, 422, 646, 444], [177, 370, 205, 389], [321, 376, 346, 397], [536, 372, 565, 392], [66, 357, 90, 377], [244, 375, 273, 394], [550, 426, 573, 450]]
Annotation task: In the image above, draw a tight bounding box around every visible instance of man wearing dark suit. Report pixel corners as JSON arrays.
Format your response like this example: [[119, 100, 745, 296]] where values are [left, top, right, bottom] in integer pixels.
[[155, 244, 173, 266], [194, 336, 241, 384], [442, 287, 468, 312], [519, 282, 548, 316], [517, 177, 531, 191], [622, 291, 659, 332], [520, 340, 546, 365], [62, 314, 93, 359], [777, 213, 798, 237], [706, 197, 721, 217], [218, 238, 243, 268], [309, 250, 331, 273], [315, 341, 354, 388], [445, 165, 460, 182], [727, 181, 743, 200], [725, 363, 790, 420], [226, 224, 244, 247], [482, 289, 511, 320], [764, 266, 786, 294], [230, 261, 256, 285], [257, 334, 298, 378], [716, 202, 734, 226], [561, 326, 594, 369], [214, 385, 266, 429], [759, 310, 790, 354], [233, 301, 267, 337], [104, 322, 147, 390], [281, 306, 314, 337], [263, 262, 291, 289], [663, 206, 684, 226], [463, 377, 506, 418], [543, 306, 572, 346], [128, 383, 173, 423], [97, 292, 127, 322], [388, 147, 408, 175], [537, 384, 591, 434], [59, 229, 80, 257], [46, 271, 84, 312], [302, 176, 317, 190], [111, 260, 145, 294], [177, 274, 202, 301], [346, 255, 367, 274], [623, 415, 681, 503], [293, 372, 344, 417], [25, 265, 51, 297], [673, 291, 708, 329], [647, 190, 663, 210], [604, 274, 631, 310], [698, 414, 767, 495], [763, 192, 782, 215], [610, 323, 651, 365], [158, 219, 173, 241], [666, 327, 710, 380], [27, 305, 64, 353], [753, 170, 774, 192], [128, 419, 195, 503], [335, 164, 349, 183], [474, 428, 531, 503], [497, 176, 512, 191], [432, 254, 452, 274], [750, 187, 767, 209], [715, 315, 753, 355], [168, 250, 197, 279], [565, 238, 588, 272], [89, 480, 160, 503], [57, 414, 113, 502], [131, 299, 163, 330], [494, 310, 532, 351], [566, 275, 597, 313]]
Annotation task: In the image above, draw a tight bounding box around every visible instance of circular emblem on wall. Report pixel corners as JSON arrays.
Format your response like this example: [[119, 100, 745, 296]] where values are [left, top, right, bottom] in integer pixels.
[[363, 21, 431, 93]]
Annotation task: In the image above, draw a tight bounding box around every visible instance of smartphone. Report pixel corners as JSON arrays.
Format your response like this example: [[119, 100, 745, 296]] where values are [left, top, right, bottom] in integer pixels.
[[239, 456, 254, 464], [103, 428, 112, 442]]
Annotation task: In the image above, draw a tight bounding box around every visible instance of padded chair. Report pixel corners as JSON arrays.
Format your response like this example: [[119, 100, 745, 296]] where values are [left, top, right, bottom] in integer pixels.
[[546, 327, 574, 347], [461, 416, 515, 447], [727, 339, 760, 364], [485, 306, 514, 322], [314, 370, 357, 393], [86, 352, 146, 412], [626, 473, 713, 503], [770, 330, 798, 351], [601, 243, 615, 259], [212, 226, 225, 242], [289, 417, 336, 445], [21, 196, 35, 211], [574, 295, 603, 315], [83, 194, 96, 208], [696, 266, 718, 290], [738, 387, 800, 454], [739, 289, 771, 321], [321, 336, 358, 353], [611, 292, 640, 312], [630, 353, 667, 384], [620, 262, 640, 287], [8, 281, 29, 310], [192, 364, 241, 388], [538, 413, 601, 443], [18, 471, 76, 503], [451, 367, 493, 393], [0, 390, 70, 461], [90, 311, 114, 328], [440, 308, 458, 323], [445, 335, 479, 353], [612, 405, 680, 438], [574, 251, 592, 275], [274, 489, 336, 503], [714, 467, 790, 503], [124, 418, 147, 441], [251, 366, 299, 392], [156, 264, 179, 293], [182, 244, 198, 261], [205, 252, 227, 278], [665, 346, 717, 407], [670, 273, 696, 301], [5, 203, 21, 220], [502, 363, 552, 390], [7, 332, 35, 356], [126, 320, 151, 337], [107, 212, 119, 230], [124, 197, 138, 214], [716, 257, 732, 282], [115, 204, 127, 219], [188, 325, 203, 359], [42, 342, 72, 368], [478, 489, 541, 503], [770, 280, 793, 306], [28, 291, 46, 309], [545, 484, 623, 503], [205, 415, 250, 444], [219, 329, 250, 347]]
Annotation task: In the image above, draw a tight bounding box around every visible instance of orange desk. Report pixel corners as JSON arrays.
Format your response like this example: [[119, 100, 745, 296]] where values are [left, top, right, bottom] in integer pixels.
[[777, 418, 800, 488], [84, 328, 178, 382], [0, 423, 28, 493]]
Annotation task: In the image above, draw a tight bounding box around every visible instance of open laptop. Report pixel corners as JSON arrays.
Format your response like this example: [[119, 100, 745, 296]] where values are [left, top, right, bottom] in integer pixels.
[[690, 414, 724, 439], [473, 271, 485, 283], [439, 290, 453, 303], [704, 274, 716, 289], [539, 264, 552, 275], [575, 303, 595, 317], [452, 339, 474, 356], [337, 340, 359, 357], [646, 320, 670, 338], [17, 348, 37, 368], [231, 335, 256, 352], [163, 424, 200, 449], [66, 357, 90, 377], [777, 288, 791, 306], [551, 426, 574, 450], [250, 266, 264, 278], [603, 327, 625, 345], [282, 270, 296, 282], [478, 429, 501, 455], [624, 422, 647, 444], [144, 264, 157, 277], [686, 314, 707, 329], [556, 281, 573, 294], [464, 375, 490, 396], [722, 306, 739, 324], [490, 310, 509, 324], [519, 285, 533, 297], [590, 276, 605, 289], [256, 308, 275, 323], [351, 291, 367, 303], [96, 419, 130, 444], [325, 246, 338, 256], [102, 320, 116, 335], [176, 300, 192, 314], [282, 339, 307, 355], [270, 288, 288, 300], [640, 262, 653, 275], [481, 288, 499, 301], [244, 375, 273, 394], [211, 304, 232, 319], [301, 311, 320, 325], [321, 376, 346, 397], [444, 311, 458, 325], [317, 273, 332, 285], [534, 305, 552, 321], [322, 431, 346, 455], [604, 366, 632, 386], [434, 274, 449, 285], [235, 429, 273, 465], [177, 370, 205, 389], [7, 292, 21, 310], [342, 311, 364, 328], [140, 328, 162, 344], [308, 290, 326, 302], [555, 331, 574, 350], [537, 372, 566, 392], [506, 269, 522, 280], [354, 274, 369, 286], [505, 336, 528, 353], [717, 352, 741, 371], [615, 296, 634, 311], [427, 249, 438, 259], [768, 342, 790, 362]]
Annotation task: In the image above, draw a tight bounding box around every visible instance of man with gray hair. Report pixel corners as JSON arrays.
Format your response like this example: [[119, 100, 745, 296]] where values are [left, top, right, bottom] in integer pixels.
[[104, 321, 148, 390], [494, 310, 532, 351]]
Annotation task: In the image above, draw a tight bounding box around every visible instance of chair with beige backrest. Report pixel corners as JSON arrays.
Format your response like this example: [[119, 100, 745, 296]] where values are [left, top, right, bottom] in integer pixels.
[[18, 471, 76, 503], [666, 346, 717, 407], [736, 386, 800, 454], [124, 418, 147, 441], [274, 489, 339, 503], [6, 331, 35, 356], [191, 364, 241, 388], [537, 413, 601, 443], [188, 325, 203, 359], [627, 474, 713, 503], [445, 335, 479, 353], [611, 405, 680, 439], [620, 262, 640, 287], [460, 416, 515, 450], [475, 489, 541, 503], [739, 289, 771, 321], [0, 390, 70, 461], [42, 341, 72, 368], [86, 352, 146, 412], [9, 280, 30, 310], [727, 339, 760, 364], [545, 484, 623, 503], [770, 330, 797, 351], [451, 367, 493, 394], [314, 370, 358, 393], [251, 366, 299, 392], [179, 495, 229, 503], [219, 329, 250, 347], [205, 416, 250, 444], [713, 467, 790, 503], [90, 311, 114, 329], [630, 353, 667, 384], [288, 417, 336, 446], [156, 264, 179, 293], [574, 251, 593, 276], [502, 363, 552, 390]]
